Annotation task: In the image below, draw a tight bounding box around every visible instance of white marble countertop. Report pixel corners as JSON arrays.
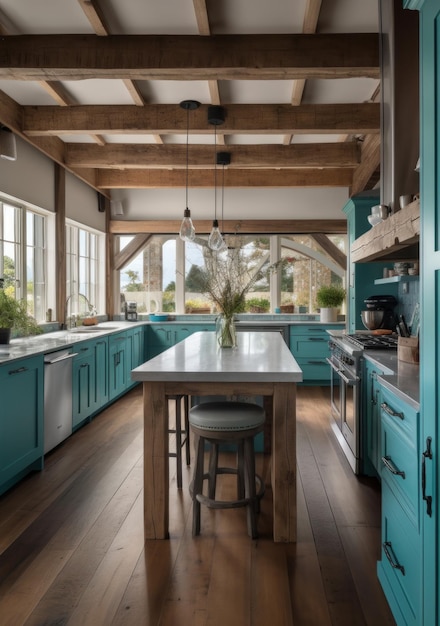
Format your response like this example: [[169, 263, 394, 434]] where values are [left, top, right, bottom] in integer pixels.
[[0, 321, 145, 364], [132, 331, 303, 383]]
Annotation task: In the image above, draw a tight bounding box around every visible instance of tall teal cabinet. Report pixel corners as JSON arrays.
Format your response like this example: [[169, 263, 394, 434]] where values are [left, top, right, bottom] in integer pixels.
[[403, 1, 440, 624], [343, 195, 398, 333]]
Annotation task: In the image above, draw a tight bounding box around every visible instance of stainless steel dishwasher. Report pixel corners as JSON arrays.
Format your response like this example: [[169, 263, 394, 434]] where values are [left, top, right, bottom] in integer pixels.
[[44, 349, 78, 453]]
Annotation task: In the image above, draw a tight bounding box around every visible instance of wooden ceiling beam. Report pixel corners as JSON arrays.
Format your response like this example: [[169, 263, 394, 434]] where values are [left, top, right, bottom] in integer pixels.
[[22, 102, 380, 136], [98, 168, 353, 188], [109, 219, 347, 235], [0, 33, 379, 81], [65, 141, 360, 169]]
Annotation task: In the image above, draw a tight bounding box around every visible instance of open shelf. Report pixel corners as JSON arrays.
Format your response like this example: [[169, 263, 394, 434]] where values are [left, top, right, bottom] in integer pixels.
[[374, 274, 419, 285]]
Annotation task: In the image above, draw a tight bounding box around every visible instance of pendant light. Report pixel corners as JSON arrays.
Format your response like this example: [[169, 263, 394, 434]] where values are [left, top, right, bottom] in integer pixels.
[[207, 106, 226, 251], [217, 151, 231, 248], [179, 100, 200, 242]]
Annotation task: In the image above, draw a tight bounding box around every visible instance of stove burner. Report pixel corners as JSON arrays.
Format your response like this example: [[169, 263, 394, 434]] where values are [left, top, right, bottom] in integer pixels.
[[345, 333, 398, 350]]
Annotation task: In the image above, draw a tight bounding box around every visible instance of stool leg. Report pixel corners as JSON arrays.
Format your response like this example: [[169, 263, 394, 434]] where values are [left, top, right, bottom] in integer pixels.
[[208, 443, 219, 500], [184, 395, 191, 466], [192, 434, 205, 536], [244, 437, 258, 539], [175, 397, 183, 489], [236, 441, 245, 500]]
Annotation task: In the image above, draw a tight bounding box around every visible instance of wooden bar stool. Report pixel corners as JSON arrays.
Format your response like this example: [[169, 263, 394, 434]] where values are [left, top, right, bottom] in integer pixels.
[[168, 395, 190, 489], [189, 401, 265, 539]]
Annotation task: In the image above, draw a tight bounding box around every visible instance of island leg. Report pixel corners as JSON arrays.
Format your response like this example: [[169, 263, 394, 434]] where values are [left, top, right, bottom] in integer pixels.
[[272, 382, 297, 542], [143, 381, 169, 539]]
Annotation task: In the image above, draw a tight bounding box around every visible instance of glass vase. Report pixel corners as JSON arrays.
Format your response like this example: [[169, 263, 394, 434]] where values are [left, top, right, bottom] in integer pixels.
[[216, 314, 237, 348]]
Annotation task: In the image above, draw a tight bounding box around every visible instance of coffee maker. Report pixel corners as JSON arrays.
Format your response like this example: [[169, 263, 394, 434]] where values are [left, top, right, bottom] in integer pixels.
[[362, 295, 397, 330], [125, 301, 138, 321]]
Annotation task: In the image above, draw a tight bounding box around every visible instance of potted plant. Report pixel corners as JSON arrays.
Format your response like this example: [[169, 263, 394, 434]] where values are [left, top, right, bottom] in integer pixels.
[[0, 289, 42, 344], [316, 284, 345, 323]]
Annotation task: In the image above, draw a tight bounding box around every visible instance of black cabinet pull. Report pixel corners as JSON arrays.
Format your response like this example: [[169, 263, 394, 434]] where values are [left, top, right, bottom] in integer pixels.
[[381, 402, 404, 420], [381, 455, 405, 479], [8, 366, 28, 375], [422, 436, 433, 517], [308, 337, 325, 342], [383, 541, 405, 576]]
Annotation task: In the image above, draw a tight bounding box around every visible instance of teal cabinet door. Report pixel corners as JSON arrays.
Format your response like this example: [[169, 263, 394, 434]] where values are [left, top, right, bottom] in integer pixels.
[[363, 359, 384, 476], [72, 342, 95, 428], [147, 323, 214, 359], [108, 332, 129, 400], [94, 337, 108, 409], [289, 324, 340, 384], [0, 354, 44, 495], [377, 384, 421, 626]]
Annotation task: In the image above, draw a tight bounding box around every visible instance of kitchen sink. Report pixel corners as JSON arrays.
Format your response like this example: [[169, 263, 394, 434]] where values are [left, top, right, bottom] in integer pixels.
[[73, 325, 120, 333]]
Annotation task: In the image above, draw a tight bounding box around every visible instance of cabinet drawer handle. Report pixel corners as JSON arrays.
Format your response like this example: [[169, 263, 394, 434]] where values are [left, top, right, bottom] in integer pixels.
[[383, 541, 405, 576], [422, 437, 433, 517], [381, 455, 405, 478], [8, 366, 28, 375], [381, 402, 404, 420], [307, 360, 325, 365], [308, 337, 325, 342], [80, 347, 89, 352]]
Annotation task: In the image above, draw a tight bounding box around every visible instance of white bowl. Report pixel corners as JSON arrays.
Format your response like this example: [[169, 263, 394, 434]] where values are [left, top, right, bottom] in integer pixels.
[[367, 214, 382, 227]]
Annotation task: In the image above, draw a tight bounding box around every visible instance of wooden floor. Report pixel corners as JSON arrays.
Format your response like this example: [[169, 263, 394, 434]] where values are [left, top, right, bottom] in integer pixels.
[[0, 385, 396, 626]]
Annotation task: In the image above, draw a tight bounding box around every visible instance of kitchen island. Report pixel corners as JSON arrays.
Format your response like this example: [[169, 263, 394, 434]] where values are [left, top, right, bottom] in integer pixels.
[[132, 331, 303, 542]]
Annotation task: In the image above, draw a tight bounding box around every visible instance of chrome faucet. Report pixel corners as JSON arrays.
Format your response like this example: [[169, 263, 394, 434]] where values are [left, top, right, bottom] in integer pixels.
[[65, 293, 93, 329]]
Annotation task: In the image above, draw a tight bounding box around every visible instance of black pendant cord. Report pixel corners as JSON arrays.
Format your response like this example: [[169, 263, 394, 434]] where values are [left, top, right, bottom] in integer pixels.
[[214, 124, 218, 223], [185, 107, 190, 209]]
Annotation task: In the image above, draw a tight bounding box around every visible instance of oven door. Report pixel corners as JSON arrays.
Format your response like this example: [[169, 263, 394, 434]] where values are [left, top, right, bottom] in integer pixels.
[[327, 357, 361, 473]]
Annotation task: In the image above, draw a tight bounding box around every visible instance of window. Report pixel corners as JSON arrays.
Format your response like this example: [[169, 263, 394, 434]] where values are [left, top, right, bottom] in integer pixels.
[[119, 235, 177, 314], [117, 233, 346, 315], [66, 222, 105, 314], [0, 199, 47, 322]]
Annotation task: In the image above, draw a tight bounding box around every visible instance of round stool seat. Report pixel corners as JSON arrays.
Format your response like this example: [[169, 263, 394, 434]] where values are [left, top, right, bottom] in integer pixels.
[[189, 401, 265, 432]]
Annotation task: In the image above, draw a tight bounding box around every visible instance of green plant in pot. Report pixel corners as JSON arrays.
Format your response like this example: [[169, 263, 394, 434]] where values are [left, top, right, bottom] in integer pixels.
[[316, 284, 345, 323], [0, 289, 42, 344]]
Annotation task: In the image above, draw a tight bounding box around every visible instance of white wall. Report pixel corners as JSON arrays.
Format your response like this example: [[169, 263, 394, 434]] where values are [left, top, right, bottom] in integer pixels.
[[0, 136, 55, 211], [110, 187, 350, 221], [66, 171, 106, 232]]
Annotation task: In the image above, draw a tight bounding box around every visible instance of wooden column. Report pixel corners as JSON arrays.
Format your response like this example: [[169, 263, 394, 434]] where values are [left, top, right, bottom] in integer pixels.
[[54, 164, 66, 324]]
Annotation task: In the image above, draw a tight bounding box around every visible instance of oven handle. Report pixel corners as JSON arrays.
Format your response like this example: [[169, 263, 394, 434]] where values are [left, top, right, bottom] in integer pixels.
[[326, 358, 359, 385]]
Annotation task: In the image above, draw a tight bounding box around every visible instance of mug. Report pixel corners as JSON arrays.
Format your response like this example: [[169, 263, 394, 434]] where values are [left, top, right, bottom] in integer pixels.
[[399, 194, 413, 209]]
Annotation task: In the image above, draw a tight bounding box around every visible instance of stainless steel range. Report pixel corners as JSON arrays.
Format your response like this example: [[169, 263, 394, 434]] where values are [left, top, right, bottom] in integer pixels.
[[327, 332, 397, 474]]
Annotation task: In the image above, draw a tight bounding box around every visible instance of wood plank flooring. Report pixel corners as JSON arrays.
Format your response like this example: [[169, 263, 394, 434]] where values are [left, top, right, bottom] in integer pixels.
[[0, 385, 396, 626]]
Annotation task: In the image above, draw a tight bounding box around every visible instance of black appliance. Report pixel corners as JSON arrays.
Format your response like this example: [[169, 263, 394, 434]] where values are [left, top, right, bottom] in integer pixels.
[[363, 295, 397, 330], [125, 301, 138, 321]]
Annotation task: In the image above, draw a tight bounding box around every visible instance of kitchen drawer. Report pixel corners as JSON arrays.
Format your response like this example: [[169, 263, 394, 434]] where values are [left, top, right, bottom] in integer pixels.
[[378, 481, 421, 626], [289, 324, 340, 338], [290, 336, 330, 358], [295, 357, 330, 381], [380, 385, 419, 442], [381, 411, 419, 528]]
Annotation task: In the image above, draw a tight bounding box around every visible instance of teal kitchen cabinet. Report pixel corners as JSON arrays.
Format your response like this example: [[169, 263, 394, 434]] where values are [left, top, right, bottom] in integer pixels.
[[289, 324, 341, 384], [343, 196, 397, 333], [0, 354, 44, 495], [377, 384, 421, 626], [362, 358, 384, 476], [126, 325, 145, 389], [147, 323, 214, 359], [72, 341, 96, 429], [94, 337, 109, 409], [108, 331, 130, 400]]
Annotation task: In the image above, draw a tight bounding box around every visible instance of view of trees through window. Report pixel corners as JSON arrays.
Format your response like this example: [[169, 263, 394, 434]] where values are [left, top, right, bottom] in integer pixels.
[[119, 234, 346, 315], [0, 200, 46, 322]]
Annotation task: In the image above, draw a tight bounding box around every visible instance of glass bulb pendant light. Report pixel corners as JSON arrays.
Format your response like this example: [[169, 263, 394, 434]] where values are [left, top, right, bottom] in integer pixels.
[[208, 106, 226, 251], [179, 100, 200, 242]]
